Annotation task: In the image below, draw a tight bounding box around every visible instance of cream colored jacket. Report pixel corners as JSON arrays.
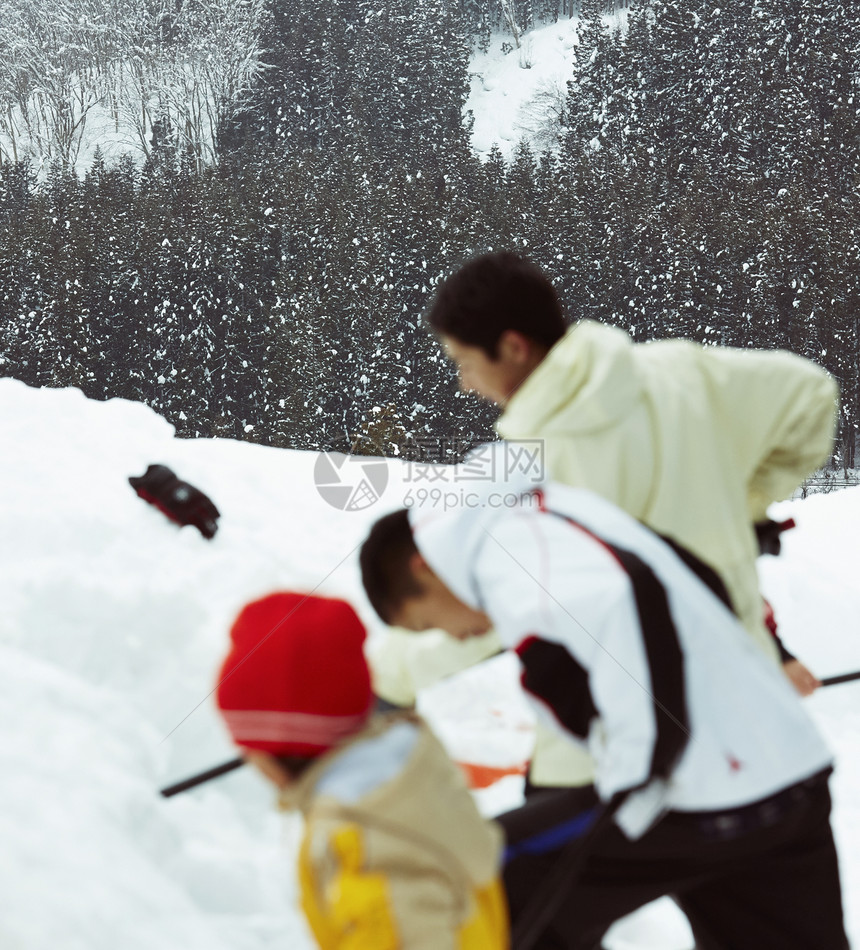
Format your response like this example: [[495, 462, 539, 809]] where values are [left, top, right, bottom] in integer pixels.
[[498, 322, 837, 786], [368, 627, 503, 707], [499, 320, 837, 656]]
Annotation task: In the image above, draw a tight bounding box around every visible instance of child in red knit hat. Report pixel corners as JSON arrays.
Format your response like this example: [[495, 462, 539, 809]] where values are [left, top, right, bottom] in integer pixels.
[[215, 591, 508, 950]]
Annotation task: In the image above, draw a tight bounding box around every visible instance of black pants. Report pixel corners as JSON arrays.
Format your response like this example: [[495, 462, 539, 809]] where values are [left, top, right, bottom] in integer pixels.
[[502, 775, 848, 950]]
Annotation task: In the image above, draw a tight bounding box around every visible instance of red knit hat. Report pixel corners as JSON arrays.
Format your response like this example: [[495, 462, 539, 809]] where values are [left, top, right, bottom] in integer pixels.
[[215, 592, 374, 758]]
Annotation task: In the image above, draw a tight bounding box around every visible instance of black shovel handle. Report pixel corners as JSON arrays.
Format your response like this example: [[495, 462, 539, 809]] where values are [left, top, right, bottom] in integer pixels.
[[160, 757, 245, 797], [820, 670, 860, 688], [160, 669, 860, 800]]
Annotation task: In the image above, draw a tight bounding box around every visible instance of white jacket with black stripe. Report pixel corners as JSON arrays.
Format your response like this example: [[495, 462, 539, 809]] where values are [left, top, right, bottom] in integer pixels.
[[409, 471, 832, 839]]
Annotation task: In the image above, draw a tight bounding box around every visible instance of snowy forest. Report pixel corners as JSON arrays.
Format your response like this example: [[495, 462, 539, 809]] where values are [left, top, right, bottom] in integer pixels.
[[0, 0, 858, 465]]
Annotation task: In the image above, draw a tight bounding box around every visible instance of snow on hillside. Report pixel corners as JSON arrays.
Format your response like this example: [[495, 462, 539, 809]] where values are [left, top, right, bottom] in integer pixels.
[[1, 379, 858, 948], [466, 11, 639, 160], [467, 19, 581, 159], [8, 14, 592, 173], [14, 16, 592, 174]]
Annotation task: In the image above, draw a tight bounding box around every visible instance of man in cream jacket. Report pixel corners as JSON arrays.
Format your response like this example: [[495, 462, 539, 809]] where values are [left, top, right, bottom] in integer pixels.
[[423, 250, 837, 789]]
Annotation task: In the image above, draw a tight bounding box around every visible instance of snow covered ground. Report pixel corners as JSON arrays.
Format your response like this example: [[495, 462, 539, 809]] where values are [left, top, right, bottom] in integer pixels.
[[1, 379, 858, 948]]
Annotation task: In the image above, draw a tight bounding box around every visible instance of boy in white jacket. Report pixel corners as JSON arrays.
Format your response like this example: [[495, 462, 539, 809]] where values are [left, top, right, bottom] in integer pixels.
[[359, 469, 848, 949]]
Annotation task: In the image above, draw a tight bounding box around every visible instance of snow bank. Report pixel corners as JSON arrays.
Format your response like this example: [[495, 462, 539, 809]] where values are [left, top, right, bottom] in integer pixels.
[[0, 380, 384, 949], [1, 379, 857, 948], [760, 490, 860, 931]]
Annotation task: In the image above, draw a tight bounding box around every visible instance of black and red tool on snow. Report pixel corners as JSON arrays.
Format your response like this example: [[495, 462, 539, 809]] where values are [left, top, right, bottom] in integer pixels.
[[129, 464, 220, 539]]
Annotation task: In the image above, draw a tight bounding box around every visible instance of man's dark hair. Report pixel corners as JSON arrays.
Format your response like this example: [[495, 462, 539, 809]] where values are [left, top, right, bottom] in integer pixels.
[[426, 251, 567, 358], [360, 509, 422, 625]]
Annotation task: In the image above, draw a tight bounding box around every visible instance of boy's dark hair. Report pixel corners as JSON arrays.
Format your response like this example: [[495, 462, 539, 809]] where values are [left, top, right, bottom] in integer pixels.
[[426, 251, 566, 358], [360, 509, 422, 625]]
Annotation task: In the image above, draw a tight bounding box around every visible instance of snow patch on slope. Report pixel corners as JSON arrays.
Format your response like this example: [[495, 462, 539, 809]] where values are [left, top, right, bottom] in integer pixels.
[[467, 19, 580, 159]]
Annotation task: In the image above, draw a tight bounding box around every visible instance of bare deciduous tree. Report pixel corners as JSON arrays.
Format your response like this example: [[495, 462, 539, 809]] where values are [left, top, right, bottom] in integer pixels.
[[0, 0, 266, 170], [515, 78, 568, 152], [0, 0, 117, 167], [499, 0, 523, 48]]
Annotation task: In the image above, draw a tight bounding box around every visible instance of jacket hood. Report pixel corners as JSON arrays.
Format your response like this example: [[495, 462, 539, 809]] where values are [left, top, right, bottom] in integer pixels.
[[408, 447, 537, 610], [291, 712, 502, 887], [498, 320, 643, 438]]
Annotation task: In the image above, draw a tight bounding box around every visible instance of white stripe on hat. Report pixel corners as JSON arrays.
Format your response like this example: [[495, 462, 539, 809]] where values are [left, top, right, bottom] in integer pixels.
[[223, 709, 370, 747]]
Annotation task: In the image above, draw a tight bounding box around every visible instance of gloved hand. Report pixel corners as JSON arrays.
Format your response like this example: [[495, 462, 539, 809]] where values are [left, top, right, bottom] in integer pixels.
[[129, 464, 220, 539], [754, 517, 796, 556]]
